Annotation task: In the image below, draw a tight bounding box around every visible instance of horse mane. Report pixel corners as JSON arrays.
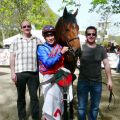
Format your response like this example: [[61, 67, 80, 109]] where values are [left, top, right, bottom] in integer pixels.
[[55, 17, 64, 45], [63, 13, 77, 23]]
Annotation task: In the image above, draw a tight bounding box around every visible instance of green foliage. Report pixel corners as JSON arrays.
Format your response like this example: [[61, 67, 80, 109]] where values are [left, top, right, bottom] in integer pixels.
[[61, 0, 120, 14], [62, 0, 79, 6], [109, 35, 120, 45], [28, 3, 58, 29], [89, 0, 120, 41], [0, 43, 3, 48], [97, 35, 120, 46], [90, 0, 120, 14], [0, 0, 58, 43], [91, 0, 107, 5], [59, 0, 81, 12], [100, 40, 109, 47]]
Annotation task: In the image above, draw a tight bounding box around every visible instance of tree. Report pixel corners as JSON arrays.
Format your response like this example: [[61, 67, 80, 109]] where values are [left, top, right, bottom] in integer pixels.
[[90, 0, 120, 14], [0, 0, 58, 43], [61, 0, 120, 13], [59, 0, 81, 12], [89, 0, 120, 40], [97, 11, 112, 41]]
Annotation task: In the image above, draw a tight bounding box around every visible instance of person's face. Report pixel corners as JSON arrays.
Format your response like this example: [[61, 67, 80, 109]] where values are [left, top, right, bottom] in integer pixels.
[[44, 32, 55, 45], [21, 21, 31, 35], [86, 29, 96, 44]]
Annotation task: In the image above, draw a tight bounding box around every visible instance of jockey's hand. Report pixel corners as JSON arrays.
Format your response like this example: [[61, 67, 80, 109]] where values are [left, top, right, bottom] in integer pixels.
[[11, 73, 17, 83], [61, 46, 69, 54]]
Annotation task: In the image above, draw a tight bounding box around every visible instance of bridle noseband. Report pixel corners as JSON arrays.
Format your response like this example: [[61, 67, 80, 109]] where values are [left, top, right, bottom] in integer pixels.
[[66, 36, 80, 57]]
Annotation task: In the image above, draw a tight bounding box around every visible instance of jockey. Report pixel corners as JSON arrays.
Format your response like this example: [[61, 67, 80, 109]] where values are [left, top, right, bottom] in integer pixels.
[[38, 25, 64, 75], [37, 25, 70, 120]]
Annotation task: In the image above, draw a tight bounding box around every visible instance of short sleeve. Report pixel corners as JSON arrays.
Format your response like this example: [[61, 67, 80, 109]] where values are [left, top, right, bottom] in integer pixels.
[[101, 46, 107, 60], [9, 39, 17, 53]]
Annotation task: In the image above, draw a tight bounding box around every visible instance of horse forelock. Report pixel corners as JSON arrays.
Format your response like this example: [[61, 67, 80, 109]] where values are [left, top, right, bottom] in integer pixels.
[[64, 11, 77, 23]]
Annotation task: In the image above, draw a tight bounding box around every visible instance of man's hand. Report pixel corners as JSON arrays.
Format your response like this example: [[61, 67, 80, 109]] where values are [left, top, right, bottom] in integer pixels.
[[107, 79, 113, 91], [11, 73, 17, 83], [103, 58, 113, 91], [10, 52, 16, 83]]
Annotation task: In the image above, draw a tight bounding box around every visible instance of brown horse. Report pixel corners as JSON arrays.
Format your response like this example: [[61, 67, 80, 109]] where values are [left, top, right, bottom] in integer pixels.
[[55, 7, 81, 120], [55, 7, 81, 73]]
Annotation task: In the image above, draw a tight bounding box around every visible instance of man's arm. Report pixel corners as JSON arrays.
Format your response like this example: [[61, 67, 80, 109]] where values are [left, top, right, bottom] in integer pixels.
[[10, 52, 17, 83], [103, 58, 113, 91]]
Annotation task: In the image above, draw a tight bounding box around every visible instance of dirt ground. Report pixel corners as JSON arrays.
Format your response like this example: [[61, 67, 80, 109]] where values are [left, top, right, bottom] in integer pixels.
[[98, 70, 120, 120], [0, 67, 120, 120]]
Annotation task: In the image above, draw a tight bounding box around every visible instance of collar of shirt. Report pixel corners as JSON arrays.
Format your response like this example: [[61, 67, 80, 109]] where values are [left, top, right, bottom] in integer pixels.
[[20, 34, 36, 41]]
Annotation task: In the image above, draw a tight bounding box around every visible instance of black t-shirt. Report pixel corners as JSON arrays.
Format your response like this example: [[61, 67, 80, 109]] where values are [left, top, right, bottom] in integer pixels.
[[79, 44, 107, 81]]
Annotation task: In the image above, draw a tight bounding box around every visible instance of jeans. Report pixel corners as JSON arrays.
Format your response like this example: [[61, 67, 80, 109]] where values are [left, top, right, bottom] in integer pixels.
[[16, 72, 39, 120], [77, 80, 102, 120]]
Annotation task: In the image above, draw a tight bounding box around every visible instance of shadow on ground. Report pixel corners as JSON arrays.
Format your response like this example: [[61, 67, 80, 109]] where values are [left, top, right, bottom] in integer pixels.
[[0, 69, 120, 120], [73, 69, 120, 120], [0, 72, 9, 76]]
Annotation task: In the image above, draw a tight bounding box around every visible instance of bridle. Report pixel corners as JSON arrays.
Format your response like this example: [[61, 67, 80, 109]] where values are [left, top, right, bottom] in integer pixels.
[[65, 36, 80, 57], [67, 36, 79, 43], [60, 19, 80, 57]]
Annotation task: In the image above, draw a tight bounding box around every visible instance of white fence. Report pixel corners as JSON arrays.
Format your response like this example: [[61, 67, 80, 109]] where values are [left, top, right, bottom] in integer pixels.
[[0, 49, 10, 66], [101, 53, 119, 69]]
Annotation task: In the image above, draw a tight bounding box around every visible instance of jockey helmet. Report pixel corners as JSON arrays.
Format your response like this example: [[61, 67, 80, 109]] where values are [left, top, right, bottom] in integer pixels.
[[42, 25, 55, 37]]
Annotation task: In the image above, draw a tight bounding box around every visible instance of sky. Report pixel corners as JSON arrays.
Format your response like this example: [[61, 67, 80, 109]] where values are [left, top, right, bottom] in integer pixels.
[[46, 0, 99, 30], [46, 0, 120, 36]]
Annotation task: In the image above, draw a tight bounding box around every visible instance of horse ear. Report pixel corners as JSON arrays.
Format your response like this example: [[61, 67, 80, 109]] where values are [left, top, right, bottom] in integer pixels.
[[73, 8, 78, 17], [63, 7, 68, 17]]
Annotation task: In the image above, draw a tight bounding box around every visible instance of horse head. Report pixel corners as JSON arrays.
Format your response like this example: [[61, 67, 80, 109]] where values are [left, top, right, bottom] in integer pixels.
[[55, 7, 81, 72]]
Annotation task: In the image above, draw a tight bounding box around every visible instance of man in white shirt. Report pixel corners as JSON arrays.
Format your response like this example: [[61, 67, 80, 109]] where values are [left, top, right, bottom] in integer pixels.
[[10, 20, 42, 120]]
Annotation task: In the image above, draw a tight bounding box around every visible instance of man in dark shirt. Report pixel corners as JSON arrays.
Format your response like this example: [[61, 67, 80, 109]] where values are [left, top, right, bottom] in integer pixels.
[[77, 26, 113, 120]]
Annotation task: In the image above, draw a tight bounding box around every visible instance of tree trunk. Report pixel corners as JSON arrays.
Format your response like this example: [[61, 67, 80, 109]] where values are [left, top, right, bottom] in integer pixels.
[[1, 28, 5, 41]]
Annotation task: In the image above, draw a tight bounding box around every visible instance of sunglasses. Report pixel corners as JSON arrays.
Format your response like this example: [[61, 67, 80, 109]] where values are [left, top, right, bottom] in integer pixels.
[[45, 33, 54, 37], [87, 33, 96, 36], [22, 25, 31, 29]]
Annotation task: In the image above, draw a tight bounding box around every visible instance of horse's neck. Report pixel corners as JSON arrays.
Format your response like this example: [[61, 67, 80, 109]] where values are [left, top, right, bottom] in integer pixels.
[[64, 57, 77, 73], [64, 64, 76, 73]]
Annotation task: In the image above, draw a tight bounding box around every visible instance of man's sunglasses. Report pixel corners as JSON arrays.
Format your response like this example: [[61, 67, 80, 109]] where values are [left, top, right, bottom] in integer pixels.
[[22, 25, 31, 29], [87, 33, 96, 36]]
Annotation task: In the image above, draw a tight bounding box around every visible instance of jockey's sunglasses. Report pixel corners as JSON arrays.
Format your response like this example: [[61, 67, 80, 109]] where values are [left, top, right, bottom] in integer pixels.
[[22, 25, 31, 29], [87, 33, 96, 36], [45, 33, 54, 37]]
